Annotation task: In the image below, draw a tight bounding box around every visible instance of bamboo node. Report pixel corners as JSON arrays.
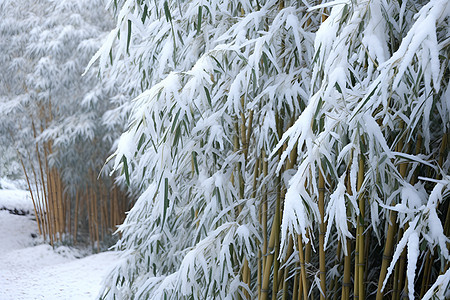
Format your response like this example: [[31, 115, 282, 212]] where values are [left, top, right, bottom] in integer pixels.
[[342, 283, 352, 287]]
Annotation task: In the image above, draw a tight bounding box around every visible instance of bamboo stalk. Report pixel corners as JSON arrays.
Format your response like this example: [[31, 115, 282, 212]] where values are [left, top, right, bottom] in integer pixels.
[[297, 234, 309, 300], [318, 170, 326, 300], [292, 263, 299, 300], [281, 237, 294, 300], [271, 177, 282, 300], [329, 241, 342, 300], [32, 122, 53, 245], [397, 225, 408, 299], [18, 155, 43, 235], [376, 210, 398, 298], [342, 170, 353, 299], [354, 225, 360, 300], [262, 151, 268, 271], [357, 154, 365, 299], [74, 190, 79, 244]]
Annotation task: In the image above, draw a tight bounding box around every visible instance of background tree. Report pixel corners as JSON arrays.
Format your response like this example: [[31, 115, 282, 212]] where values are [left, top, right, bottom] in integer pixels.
[[0, 0, 130, 248]]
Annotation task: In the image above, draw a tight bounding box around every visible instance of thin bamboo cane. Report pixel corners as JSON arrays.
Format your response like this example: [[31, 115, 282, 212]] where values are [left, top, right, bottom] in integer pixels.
[[419, 252, 432, 297], [281, 237, 293, 300], [88, 187, 94, 249], [48, 169, 59, 239], [30, 158, 45, 237], [32, 122, 53, 245], [305, 230, 311, 291], [112, 187, 117, 227], [94, 184, 100, 251], [298, 271, 304, 300], [260, 204, 280, 300], [318, 170, 326, 300], [330, 241, 342, 300], [357, 155, 365, 300], [74, 190, 79, 244], [376, 208, 398, 299], [262, 151, 268, 271], [271, 177, 282, 300], [56, 170, 64, 237], [18, 155, 42, 235], [341, 236, 352, 299], [292, 263, 299, 300], [297, 235, 309, 300], [21, 141, 46, 237], [398, 224, 409, 298], [342, 170, 353, 299], [66, 189, 71, 239]]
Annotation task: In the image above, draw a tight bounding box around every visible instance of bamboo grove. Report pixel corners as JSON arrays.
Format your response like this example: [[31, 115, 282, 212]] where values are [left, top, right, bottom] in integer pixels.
[[14, 103, 130, 250], [91, 0, 450, 299], [0, 0, 132, 250]]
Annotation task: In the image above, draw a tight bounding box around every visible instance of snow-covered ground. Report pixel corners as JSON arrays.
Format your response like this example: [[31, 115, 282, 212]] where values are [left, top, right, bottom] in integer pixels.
[[0, 181, 118, 300]]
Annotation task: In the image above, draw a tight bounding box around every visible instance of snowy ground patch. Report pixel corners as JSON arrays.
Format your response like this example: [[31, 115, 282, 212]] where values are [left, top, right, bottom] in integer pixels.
[[0, 182, 119, 300]]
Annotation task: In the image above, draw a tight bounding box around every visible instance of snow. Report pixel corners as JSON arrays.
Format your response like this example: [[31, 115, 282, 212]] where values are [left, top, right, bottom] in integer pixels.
[[0, 178, 32, 213], [0, 184, 119, 300]]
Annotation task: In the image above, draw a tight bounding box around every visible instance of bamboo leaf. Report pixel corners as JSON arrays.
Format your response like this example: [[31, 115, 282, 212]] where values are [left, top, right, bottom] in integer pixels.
[[162, 177, 169, 228], [204, 87, 212, 107], [121, 156, 130, 187], [163, 1, 172, 23], [197, 5, 202, 34], [127, 19, 132, 54]]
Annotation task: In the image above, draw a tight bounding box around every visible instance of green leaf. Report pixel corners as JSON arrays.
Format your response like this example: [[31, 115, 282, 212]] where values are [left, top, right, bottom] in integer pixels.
[[127, 19, 132, 54], [141, 4, 148, 24], [204, 87, 212, 107], [122, 156, 130, 187], [334, 82, 342, 94], [162, 177, 169, 228], [170, 109, 181, 133], [192, 151, 199, 175], [197, 5, 202, 34], [163, 1, 172, 23]]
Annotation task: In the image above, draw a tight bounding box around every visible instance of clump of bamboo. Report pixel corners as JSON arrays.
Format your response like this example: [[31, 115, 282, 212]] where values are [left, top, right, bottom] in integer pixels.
[[16, 106, 130, 249]]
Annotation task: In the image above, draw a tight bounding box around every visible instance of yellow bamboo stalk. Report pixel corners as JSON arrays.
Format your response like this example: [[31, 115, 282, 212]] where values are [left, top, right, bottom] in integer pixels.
[[94, 184, 100, 251], [357, 155, 365, 300], [292, 264, 299, 300], [342, 171, 353, 300], [74, 190, 79, 244], [281, 237, 294, 300], [18, 155, 42, 235], [261, 207, 280, 300], [318, 170, 326, 300], [329, 241, 342, 299], [376, 211, 398, 299], [262, 151, 268, 270], [297, 235, 309, 300], [354, 224, 360, 300], [271, 177, 282, 300]]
